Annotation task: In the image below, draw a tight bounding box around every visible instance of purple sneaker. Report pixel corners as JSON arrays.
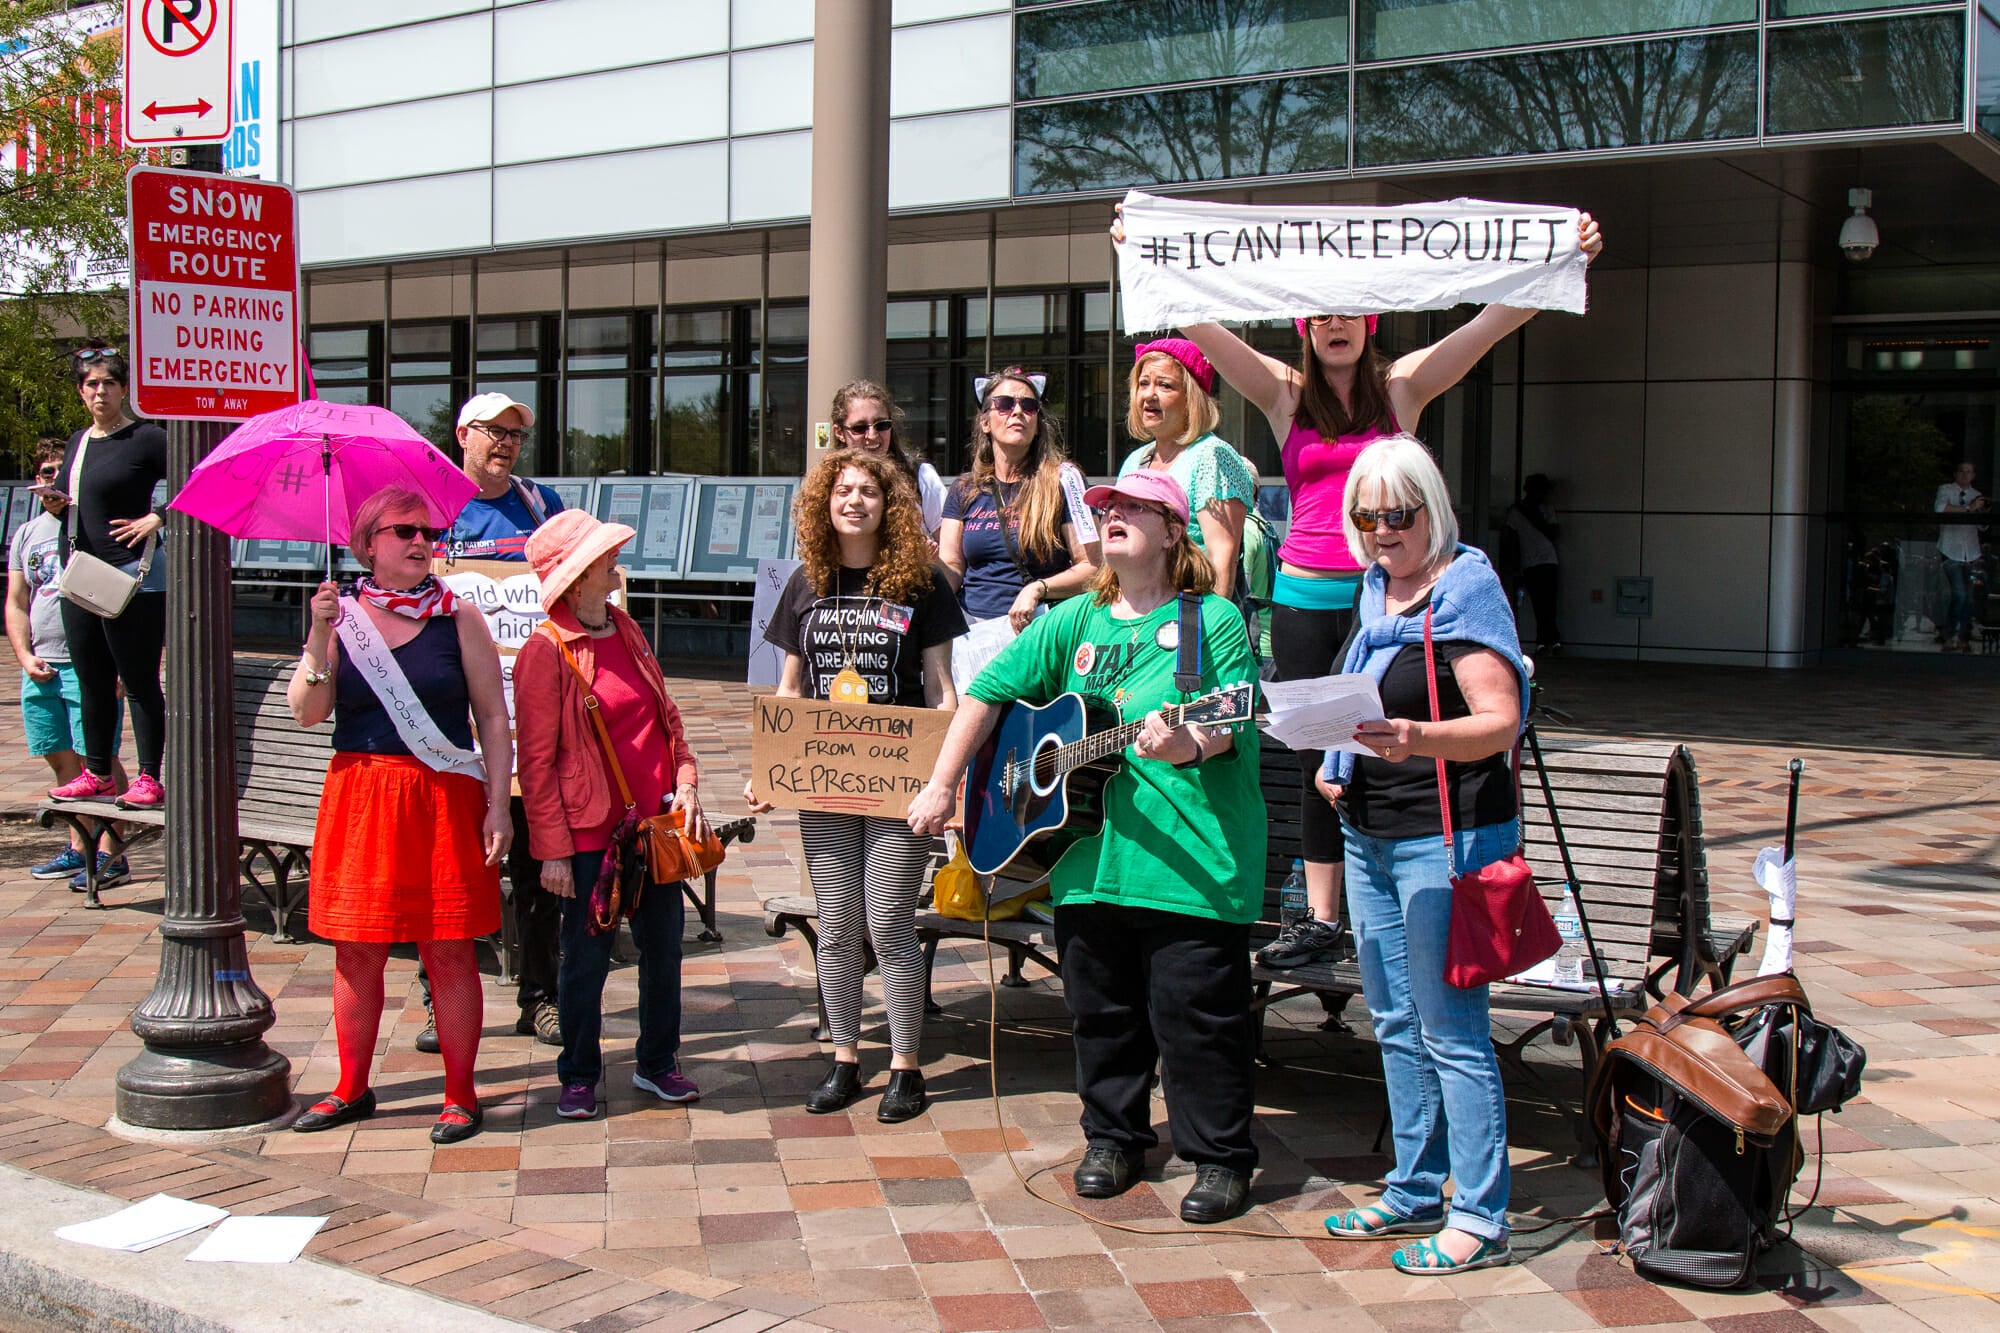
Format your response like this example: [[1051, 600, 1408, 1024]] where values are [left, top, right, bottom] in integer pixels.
[[633, 1065, 699, 1103], [556, 1082, 598, 1119]]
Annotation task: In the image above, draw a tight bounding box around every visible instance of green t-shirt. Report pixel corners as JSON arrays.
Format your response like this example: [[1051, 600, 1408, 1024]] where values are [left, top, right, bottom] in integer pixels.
[[966, 591, 1266, 924]]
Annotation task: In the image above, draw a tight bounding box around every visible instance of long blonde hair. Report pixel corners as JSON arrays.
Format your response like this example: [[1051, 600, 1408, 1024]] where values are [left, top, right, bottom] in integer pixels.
[[955, 367, 1071, 563]]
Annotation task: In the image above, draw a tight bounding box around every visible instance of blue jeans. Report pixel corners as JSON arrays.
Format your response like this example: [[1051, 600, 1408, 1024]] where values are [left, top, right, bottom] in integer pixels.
[[1944, 558, 1974, 642], [1345, 818, 1520, 1241], [555, 850, 684, 1088]]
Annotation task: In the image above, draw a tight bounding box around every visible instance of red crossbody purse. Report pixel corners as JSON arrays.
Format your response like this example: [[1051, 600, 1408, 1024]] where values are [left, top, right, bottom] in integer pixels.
[[1424, 608, 1561, 989]]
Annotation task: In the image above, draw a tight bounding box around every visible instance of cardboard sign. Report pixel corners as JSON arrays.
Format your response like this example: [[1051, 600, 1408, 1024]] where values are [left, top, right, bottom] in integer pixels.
[[749, 696, 952, 820]]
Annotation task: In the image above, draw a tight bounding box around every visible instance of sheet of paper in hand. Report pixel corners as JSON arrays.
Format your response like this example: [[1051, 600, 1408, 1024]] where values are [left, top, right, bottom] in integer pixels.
[[1115, 190, 1587, 333]]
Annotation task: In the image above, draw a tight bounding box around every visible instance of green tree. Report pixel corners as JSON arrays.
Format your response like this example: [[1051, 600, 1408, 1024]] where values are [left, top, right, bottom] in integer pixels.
[[0, 1, 131, 463]]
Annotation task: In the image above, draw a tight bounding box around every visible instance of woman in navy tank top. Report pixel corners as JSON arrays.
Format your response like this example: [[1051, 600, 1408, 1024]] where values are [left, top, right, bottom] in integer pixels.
[[1117, 209, 1601, 972]]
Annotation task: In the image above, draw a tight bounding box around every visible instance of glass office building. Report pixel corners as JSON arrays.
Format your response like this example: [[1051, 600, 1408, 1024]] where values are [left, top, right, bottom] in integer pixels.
[[282, 0, 2000, 665]]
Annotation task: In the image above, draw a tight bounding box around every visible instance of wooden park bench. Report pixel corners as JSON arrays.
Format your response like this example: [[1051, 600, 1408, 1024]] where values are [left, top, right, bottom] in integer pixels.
[[1249, 732, 1760, 1117], [41, 656, 756, 953]]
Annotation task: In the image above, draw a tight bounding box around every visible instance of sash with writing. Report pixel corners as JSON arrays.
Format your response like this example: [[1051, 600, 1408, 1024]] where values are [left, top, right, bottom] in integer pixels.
[[335, 597, 487, 782]]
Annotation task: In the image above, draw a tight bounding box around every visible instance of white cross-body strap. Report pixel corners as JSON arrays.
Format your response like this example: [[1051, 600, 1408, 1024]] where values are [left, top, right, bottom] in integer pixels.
[[334, 597, 486, 781]]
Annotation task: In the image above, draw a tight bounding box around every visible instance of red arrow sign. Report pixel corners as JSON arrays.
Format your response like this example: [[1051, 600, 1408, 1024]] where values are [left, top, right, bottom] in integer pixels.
[[142, 98, 213, 120]]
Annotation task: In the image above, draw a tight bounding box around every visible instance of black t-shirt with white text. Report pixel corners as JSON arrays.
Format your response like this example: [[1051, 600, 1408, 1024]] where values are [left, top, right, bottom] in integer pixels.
[[765, 565, 966, 707]]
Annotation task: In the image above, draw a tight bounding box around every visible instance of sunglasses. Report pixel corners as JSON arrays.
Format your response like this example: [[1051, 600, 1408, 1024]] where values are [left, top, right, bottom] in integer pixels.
[[73, 347, 117, 363], [840, 419, 893, 437], [1350, 503, 1425, 533], [36, 466, 61, 479], [470, 423, 528, 445], [986, 395, 1040, 417], [375, 523, 444, 542]]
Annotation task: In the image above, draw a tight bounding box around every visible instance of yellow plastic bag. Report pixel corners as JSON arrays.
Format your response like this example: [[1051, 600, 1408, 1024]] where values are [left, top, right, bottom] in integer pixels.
[[931, 842, 1050, 921]]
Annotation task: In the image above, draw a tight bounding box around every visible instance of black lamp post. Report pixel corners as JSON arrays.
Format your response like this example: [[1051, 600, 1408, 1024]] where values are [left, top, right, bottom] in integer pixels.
[[114, 143, 291, 1131]]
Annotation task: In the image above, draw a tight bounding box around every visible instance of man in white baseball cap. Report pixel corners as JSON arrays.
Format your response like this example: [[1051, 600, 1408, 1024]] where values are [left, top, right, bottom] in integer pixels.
[[449, 392, 566, 561]]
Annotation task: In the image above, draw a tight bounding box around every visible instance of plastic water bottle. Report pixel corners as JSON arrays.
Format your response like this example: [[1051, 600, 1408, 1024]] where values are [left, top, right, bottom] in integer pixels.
[[1553, 884, 1586, 986], [1279, 859, 1308, 931]]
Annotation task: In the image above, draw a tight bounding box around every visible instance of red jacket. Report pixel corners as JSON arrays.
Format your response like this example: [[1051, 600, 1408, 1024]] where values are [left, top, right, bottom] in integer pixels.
[[514, 603, 697, 862]]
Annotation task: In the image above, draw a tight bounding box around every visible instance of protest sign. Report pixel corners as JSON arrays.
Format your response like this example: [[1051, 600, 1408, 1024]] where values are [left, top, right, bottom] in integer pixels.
[[748, 696, 952, 820], [747, 557, 804, 688], [1115, 190, 1587, 333]]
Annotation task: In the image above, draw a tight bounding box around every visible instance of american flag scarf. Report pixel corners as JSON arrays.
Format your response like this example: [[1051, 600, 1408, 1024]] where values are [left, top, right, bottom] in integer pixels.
[[354, 574, 456, 620]]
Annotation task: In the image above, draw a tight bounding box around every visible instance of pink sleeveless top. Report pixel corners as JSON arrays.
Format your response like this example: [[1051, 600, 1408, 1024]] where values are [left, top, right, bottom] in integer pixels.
[[1279, 417, 1397, 570]]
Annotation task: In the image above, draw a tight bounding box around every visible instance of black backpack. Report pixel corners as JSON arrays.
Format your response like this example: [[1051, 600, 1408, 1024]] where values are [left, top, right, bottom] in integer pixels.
[[1588, 975, 1861, 1289]]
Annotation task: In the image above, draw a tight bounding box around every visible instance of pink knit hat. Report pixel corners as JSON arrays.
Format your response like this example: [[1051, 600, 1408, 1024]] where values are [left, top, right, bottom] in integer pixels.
[[1295, 314, 1380, 337], [1134, 338, 1217, 394]]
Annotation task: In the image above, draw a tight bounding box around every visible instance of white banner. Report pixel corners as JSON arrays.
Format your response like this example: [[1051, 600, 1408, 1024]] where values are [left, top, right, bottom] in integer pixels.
[[1115, 190, 1588, 334]]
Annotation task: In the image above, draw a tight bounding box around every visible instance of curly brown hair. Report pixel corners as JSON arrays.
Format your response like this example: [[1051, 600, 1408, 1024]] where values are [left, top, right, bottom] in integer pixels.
[[794, 449, 933, 605]]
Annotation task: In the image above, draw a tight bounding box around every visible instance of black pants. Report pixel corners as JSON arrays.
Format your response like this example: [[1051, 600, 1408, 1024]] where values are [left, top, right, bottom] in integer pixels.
[[1055, 903, 1259, 1175], [61, 592, 166, 777], [1519, 564, 1560, 647], [508, 799, 558, 1010], [1268, 600, 1354, 864], [418, 798, 555, 1014]]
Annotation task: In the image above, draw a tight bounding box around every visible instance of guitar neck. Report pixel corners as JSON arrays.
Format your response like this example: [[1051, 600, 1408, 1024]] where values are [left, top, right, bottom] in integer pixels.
[[1057, 701, 1187, 774]]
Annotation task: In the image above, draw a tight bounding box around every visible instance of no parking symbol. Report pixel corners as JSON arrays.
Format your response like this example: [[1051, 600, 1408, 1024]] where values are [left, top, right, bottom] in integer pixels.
[[122, 0, 233, 145]]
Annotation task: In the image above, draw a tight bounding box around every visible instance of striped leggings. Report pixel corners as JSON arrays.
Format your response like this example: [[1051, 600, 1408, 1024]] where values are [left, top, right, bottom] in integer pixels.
[[796, 810, 934, 1054]]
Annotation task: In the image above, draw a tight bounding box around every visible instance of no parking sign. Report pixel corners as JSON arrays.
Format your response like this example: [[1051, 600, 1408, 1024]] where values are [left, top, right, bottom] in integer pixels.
[[122, 0, 234, 145]]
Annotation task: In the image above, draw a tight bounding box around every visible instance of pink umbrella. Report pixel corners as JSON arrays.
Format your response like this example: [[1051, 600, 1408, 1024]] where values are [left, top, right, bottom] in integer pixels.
[[169, 399, 477, 581]]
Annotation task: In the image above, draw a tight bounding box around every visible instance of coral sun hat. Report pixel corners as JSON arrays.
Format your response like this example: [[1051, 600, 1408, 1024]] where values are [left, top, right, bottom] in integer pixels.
[[525, 509, 635, 608]]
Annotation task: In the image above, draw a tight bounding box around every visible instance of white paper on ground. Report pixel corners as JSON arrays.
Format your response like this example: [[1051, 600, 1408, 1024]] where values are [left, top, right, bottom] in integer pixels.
[[1259, 676, 1386, 754], [55, 1194, 227, 1252], [185, 1214, 328, 1263]]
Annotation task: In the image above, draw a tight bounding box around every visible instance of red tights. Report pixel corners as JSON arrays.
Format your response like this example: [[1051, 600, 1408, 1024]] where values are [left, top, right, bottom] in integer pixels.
[[331, 939, 483, 1112]]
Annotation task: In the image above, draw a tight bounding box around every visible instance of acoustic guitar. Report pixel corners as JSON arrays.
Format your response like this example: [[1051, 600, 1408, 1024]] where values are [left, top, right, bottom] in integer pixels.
[[962, 683, 1256, 881]]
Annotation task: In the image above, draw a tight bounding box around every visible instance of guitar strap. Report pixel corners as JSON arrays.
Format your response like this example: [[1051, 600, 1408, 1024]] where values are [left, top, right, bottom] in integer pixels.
[[1174, 591, 1202, 693]]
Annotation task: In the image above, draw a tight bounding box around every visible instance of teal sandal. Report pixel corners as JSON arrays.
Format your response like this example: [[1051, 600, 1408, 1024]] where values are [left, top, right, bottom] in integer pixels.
[[1323, 1203, 1444, 1240], [1390, 1232, 1511, 1275]]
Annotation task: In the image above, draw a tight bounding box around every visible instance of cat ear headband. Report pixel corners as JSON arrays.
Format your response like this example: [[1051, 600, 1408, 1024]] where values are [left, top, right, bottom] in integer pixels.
[[973, 373, 1048, 405]]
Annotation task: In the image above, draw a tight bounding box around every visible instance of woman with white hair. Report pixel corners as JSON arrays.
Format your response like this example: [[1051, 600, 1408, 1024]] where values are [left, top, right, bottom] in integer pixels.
[[1311, 436, 1530, 1275]]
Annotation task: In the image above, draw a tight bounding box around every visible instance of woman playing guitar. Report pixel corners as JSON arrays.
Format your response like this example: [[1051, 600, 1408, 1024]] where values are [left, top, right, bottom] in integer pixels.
[[908, 471, 1266, 1225]]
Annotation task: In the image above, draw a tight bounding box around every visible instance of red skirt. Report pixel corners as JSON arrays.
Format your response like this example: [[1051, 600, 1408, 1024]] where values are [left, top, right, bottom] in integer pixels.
[[309, 754, 502, 943]]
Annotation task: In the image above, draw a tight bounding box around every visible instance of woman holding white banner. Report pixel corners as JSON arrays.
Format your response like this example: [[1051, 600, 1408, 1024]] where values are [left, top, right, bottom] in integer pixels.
[[746, 449, 965, 1122], [939, 368, 1101, 632], [286, 486, 513, 1145], [1132, 210, 1598, 974]]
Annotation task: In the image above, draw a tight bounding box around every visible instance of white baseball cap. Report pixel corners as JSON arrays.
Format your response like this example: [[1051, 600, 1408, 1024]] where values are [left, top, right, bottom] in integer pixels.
[[457, 391, 536, 430]]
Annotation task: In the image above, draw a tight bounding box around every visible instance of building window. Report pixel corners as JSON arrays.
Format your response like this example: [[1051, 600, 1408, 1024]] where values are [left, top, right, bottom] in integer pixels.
[[475, 315, 557, 478], [566, 310, 651, 477], [307, 326, 379, 407], [1016, 0, 1347, 101], [1765, 13, 1964, 136], [1356, 0, 1755, 63], [1353, 31, 1757, 167], [1015, 72, 1347, 195], [388, 320, 466, 453]]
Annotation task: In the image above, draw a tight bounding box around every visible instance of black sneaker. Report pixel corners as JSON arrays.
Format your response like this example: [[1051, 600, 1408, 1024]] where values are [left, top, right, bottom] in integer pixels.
[[1256, 918, 1346, 969]]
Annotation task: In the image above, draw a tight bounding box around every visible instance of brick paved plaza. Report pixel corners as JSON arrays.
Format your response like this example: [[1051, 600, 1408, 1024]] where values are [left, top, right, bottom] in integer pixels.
[[0, 649, 1994, 1331]]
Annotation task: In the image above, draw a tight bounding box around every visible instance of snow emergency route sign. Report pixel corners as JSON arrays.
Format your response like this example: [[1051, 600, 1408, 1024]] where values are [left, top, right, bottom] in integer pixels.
[[122, 0, 235, 145], [126, 165, 300, 421]]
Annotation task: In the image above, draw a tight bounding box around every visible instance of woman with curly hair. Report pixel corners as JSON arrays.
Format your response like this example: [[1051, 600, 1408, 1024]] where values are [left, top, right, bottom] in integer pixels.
[[829, 379, 946, 538], [940, 367, 1100, 632], [746, 449, 964, 1120]]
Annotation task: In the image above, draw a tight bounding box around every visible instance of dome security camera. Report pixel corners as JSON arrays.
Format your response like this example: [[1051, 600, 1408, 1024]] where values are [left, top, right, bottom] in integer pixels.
[[1839, 188, 1878, 262]]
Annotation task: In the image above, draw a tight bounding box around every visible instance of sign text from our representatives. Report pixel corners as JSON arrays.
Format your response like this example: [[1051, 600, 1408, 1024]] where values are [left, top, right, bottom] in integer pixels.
[[1115, 189, 1587, 333], [749, 697, 951, 821], [127, 165, 299, 420]]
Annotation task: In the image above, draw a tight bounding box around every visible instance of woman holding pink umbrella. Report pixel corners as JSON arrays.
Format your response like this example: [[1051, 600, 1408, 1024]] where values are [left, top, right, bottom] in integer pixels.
[[284, 486, 511, 1144]]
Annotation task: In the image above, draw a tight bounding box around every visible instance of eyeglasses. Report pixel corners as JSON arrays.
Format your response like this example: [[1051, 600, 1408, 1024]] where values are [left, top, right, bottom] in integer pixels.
[[840, 420, 894, 437], [1350, 503, 1425, 533], [375, 523, 444, 542], [1097, 497, 1169, 523], [73, 347, 117, 363], [470, 423, 528, 445], [987, 395, 1040, 417], [36, 466, 61, 479]]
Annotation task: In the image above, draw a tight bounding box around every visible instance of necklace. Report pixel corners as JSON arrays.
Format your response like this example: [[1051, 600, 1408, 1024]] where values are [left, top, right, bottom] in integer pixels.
[[575, 613, 610, 632]]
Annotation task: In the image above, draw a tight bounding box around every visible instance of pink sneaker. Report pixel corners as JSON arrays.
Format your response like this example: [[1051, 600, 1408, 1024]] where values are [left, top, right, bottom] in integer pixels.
[[48, 771, 115, 802], [116, 774, 165, 810]]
